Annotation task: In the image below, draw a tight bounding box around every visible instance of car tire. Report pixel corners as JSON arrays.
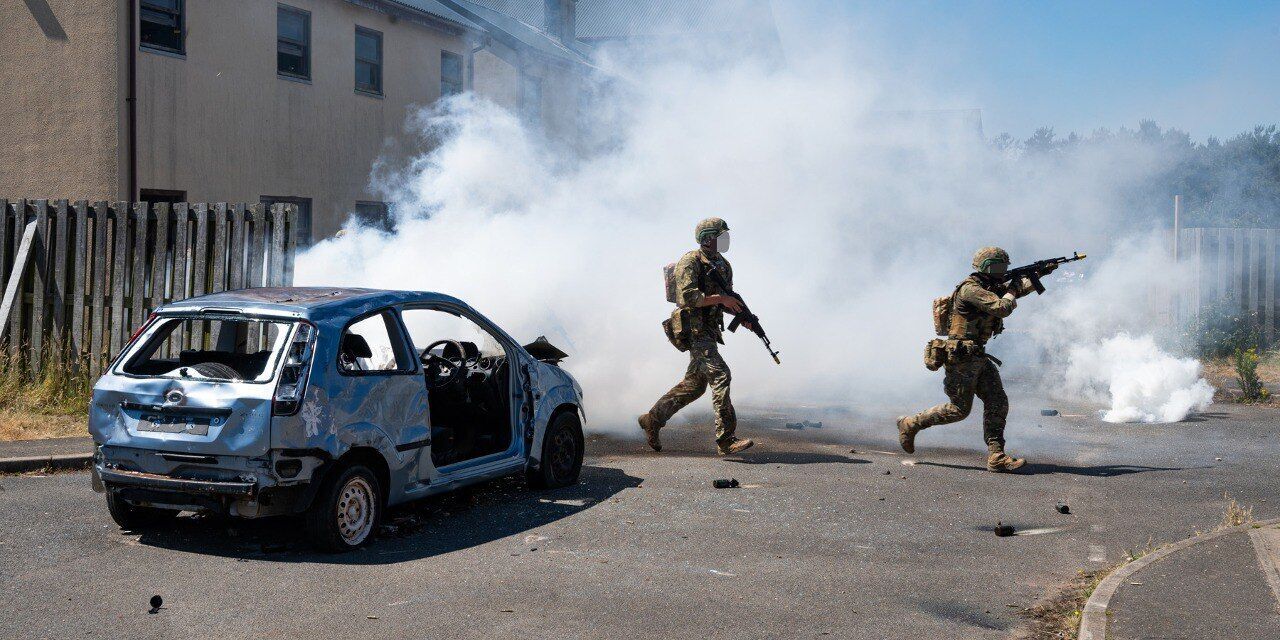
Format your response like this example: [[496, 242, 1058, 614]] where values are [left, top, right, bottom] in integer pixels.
[[528, 411, 584, 489], [304, 464, 381, 553], [105, 491, 178, 530]]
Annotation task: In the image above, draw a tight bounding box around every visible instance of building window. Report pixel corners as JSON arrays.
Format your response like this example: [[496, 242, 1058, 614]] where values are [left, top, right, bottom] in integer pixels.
[[140, 0, 184, 54], [355, 27, 383, 95], [277, 5, 310, 80], [441, 51, 463, 97], [353, 201, 393, 232], [260, 196, 312, 247], [139, 189, 186, 206]]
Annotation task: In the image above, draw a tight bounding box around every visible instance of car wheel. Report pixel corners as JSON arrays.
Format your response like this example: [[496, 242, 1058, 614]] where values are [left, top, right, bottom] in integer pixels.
[[305, 464, 381, 552], [528, 412, 583, 489], [105, 491, 179, 530]]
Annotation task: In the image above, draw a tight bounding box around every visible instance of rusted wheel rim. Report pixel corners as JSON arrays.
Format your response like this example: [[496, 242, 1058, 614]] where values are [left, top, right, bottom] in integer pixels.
[[549, 427, 576, 481], [336, 476, 375, 545]]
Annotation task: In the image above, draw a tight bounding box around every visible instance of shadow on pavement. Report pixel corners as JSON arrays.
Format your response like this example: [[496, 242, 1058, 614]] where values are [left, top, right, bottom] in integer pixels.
[[917, 461, 1189, 477], [131, 464, 641, 564], [915, 599, 1009, 631], [723, 451, 870, 465], [1181, 411, 1232, 423]]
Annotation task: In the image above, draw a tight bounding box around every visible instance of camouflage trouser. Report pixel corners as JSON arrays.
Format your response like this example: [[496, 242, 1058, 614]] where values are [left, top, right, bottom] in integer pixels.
[[907, 354, 1008, 451], [646, 338, 737, 443]]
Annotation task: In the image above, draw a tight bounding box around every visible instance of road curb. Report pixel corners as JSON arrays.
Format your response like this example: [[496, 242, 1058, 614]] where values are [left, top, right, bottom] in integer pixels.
[[0, 453, 93, 474], [1078, 516, 1280, 640]]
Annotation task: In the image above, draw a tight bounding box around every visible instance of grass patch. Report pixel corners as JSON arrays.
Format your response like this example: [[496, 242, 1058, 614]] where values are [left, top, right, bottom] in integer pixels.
[[0, 344, 93, 441], [1220, 493, 1256, 529], [1015, 565, 1116, 639], [1203, 351, 1280, 404]]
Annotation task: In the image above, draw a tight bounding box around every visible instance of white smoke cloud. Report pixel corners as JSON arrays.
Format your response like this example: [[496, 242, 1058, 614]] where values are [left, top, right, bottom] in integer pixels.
[[296, 26, 1214, 432], [1019, 238, 1215, 422], [1064, 334, 1215, 423]]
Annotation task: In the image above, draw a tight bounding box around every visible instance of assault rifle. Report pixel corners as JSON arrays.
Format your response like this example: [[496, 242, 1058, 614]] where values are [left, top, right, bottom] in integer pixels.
[[998, 251, 1087, 294], [706, 268, 781, 365]]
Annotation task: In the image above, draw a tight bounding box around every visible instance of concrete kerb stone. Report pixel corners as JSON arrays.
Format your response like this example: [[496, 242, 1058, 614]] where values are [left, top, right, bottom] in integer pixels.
[[1078, 516, 1280, 640], [0, 453, 92, 474]]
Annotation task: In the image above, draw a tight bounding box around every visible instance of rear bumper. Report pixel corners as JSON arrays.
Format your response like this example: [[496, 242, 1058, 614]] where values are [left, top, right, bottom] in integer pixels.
[[97, 466, 256, 496]]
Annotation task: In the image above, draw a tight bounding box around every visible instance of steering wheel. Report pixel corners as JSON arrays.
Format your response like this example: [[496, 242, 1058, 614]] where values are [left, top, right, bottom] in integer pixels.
[[420, 339, 468, 389]]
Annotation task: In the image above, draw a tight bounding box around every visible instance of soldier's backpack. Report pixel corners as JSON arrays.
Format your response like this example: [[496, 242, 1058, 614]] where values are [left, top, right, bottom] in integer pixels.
[[932, 293, 954, 337], [661, 262, 690, 351], [663, 262, 678, 304]]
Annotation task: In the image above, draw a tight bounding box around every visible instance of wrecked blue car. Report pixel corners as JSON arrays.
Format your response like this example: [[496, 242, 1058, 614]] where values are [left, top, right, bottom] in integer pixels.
[[89, 287, 585, 551]]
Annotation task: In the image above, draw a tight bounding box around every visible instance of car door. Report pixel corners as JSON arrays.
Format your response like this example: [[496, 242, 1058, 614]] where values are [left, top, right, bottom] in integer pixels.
[[397, 303, 524, 483], [326, 309, 432, 499]]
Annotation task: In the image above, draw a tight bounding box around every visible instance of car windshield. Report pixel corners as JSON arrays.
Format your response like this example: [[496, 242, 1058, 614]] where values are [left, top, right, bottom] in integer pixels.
[[120, 317, 294, 383]]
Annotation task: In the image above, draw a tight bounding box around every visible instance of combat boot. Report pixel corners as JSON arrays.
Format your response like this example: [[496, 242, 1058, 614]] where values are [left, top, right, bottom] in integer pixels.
[[896, 416, 917, 454], [638, 414, 662, 452], [717, 437, 755, 456], [986, 450, 1026, 473]]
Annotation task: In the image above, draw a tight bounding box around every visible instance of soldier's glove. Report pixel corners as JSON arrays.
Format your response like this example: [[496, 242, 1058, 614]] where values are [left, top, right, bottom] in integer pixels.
[[1002, 291, 1018, 306]]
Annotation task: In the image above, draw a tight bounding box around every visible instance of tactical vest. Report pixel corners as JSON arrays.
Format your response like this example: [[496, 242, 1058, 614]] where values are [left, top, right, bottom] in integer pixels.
[[665, 250, 730, 347], [948, 275, 1004, 344]]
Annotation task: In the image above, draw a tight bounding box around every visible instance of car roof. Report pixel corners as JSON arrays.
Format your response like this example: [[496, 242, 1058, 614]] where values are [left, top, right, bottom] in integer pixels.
[[158, 287, 469, 323]]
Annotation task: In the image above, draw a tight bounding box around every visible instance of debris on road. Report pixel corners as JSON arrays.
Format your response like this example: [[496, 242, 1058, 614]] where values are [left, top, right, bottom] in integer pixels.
[[883, 470, 891, 475], [901, 460, 917, 466], [1040, 409, 1059, 416], [148, 595, 162, 614], [1055, 502, 1071, 514], [994, 522, 1014, 537], [713, 478, 740, 489], [785, 420, 823, 430]]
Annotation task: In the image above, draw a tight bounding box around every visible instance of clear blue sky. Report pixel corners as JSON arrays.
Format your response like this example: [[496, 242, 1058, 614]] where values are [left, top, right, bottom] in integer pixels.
[[777, 0, 1280, 141]]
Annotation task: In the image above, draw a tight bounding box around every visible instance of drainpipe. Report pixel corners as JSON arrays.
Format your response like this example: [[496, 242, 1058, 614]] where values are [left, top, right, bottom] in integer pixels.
[[125, 0, 137, 201], [467, 35, 489, 91]]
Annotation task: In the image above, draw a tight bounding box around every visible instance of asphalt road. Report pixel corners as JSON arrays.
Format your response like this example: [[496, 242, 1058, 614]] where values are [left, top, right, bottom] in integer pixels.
[[2, 398, 1277, 640]]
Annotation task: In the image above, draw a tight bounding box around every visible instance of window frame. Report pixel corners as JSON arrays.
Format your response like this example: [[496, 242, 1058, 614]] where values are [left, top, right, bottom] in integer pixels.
[[397, 303, 516, 362], [276, 4, 312, 81], [440, 50, 463, 97], [354, 26, 384, 96], [353, 200, 392, 232], [139, 0, 186, 55], [336, 308, 417, 377]]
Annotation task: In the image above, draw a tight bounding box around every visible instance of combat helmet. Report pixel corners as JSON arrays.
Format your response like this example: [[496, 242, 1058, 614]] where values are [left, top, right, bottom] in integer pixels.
[[695, 217, 730, 243], [972, 246, 1010, 274]]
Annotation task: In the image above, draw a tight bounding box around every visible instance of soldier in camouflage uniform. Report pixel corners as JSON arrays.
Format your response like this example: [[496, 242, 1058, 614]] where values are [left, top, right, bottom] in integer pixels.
[[896, 247, 1056, 472], [638, 218, 756, 456]]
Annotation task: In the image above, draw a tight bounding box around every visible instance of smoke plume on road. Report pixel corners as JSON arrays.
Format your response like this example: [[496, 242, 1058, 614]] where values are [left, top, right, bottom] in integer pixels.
[[296, 23, 1213, 432]]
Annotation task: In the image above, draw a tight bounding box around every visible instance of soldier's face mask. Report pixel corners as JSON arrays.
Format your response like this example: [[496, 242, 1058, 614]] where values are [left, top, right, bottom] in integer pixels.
[[714, 231, 731, 253], [984, 261, 1008, 275]]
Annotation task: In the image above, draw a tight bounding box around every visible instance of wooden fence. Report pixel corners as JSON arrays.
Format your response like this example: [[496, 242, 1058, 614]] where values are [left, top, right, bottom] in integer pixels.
[[1178, 227, 1280, 343], [0, 199, 299, 375]]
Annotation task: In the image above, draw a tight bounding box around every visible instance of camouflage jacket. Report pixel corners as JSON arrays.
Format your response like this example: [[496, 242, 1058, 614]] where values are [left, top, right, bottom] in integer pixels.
[[948, 274, 1034, 345], [673, 249, 733, 343]]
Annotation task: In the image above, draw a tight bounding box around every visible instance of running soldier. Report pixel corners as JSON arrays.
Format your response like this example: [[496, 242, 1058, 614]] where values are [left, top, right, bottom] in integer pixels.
[[896, 247, 1056, 472], [638, 218, 756, 456]]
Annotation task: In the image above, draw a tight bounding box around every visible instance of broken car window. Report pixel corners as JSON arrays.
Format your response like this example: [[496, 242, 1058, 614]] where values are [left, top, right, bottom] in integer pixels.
[[339, 312, 411, 373], [120, 318, 292, 383]]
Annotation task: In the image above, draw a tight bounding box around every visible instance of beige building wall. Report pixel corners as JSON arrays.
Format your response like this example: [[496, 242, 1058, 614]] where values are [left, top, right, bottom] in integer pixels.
[[471, 49, 519, 112], [136, 0, 474, 241], [0, 0, 124, 200]]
